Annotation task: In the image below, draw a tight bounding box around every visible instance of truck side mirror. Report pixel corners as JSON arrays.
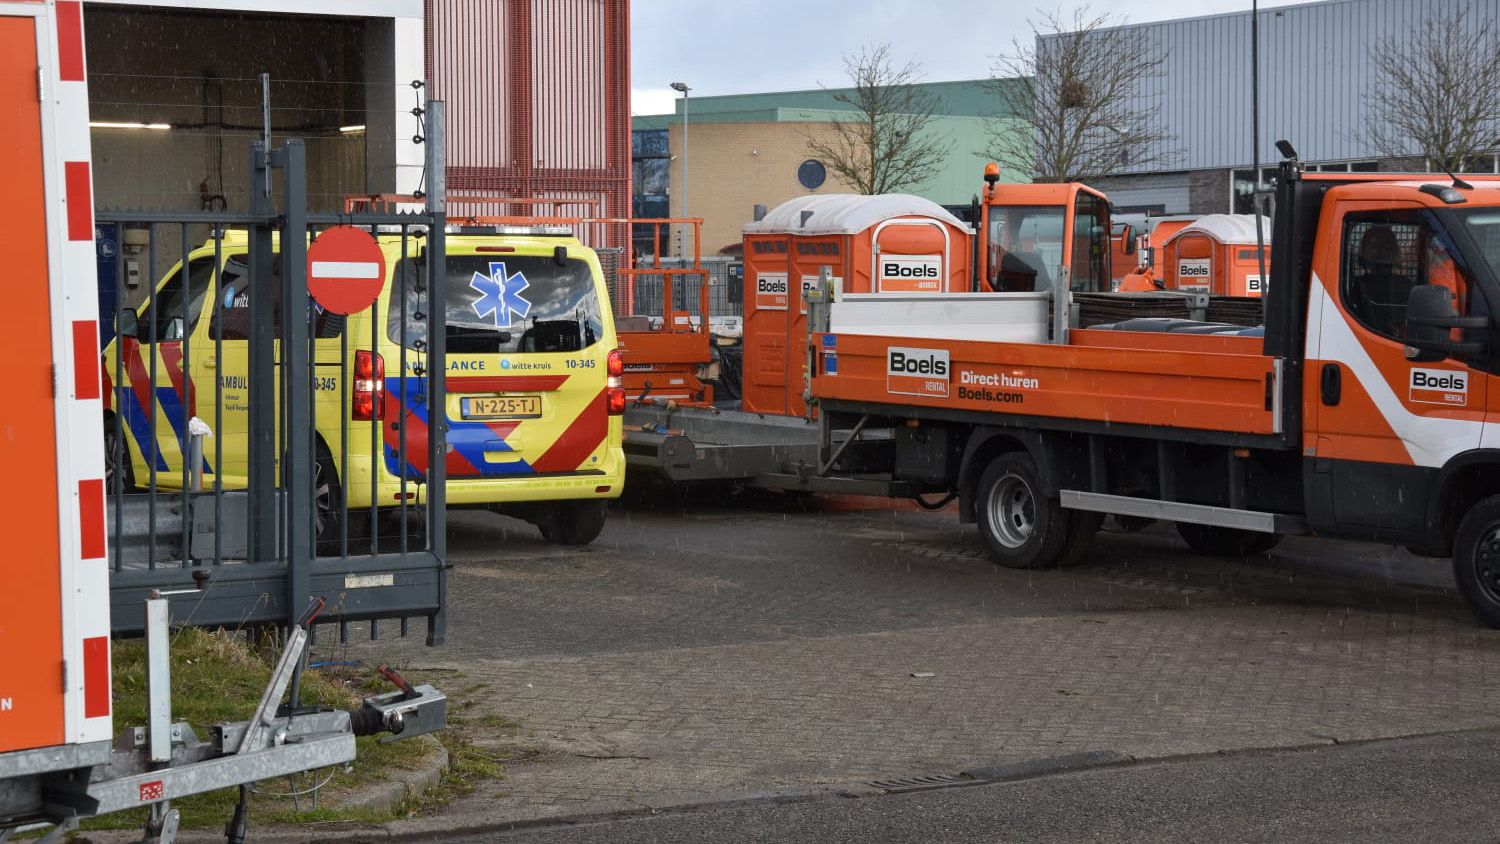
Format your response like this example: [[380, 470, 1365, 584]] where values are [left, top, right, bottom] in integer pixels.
[[116, 307, 138, 338], [1120, 225, 1137, 255], [1404, 284, 1487, 361]]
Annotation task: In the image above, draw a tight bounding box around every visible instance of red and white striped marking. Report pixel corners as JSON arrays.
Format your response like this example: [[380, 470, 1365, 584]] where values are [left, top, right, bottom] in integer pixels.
[[14, 0, 114, 744]]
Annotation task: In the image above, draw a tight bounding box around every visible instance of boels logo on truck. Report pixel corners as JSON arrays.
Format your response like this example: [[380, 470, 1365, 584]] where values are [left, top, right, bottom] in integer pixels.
[[879, 255, 943, 293], [887, 346, 950, 398], [1410, 367, 1468, 406]]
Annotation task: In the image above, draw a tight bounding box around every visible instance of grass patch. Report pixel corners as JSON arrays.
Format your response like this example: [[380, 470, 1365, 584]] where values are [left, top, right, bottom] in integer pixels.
[[75, 627, 480, 833]]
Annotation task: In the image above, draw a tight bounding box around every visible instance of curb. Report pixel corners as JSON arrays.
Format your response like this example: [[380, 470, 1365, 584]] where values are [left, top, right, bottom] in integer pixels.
[[329, 734, 450, 814]]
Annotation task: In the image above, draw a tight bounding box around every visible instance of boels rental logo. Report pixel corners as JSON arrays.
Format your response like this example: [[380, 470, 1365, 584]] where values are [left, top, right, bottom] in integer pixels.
[[1409, 367, 1468, 406], [886, 346, 950, 398], [879, 255, 943, 293], [755, 272, 790, 310]]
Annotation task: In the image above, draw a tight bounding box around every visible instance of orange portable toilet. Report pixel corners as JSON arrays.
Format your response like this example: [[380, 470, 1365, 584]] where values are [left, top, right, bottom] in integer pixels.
[[740, 194, 973, 417], [1160, 215, 1272, 296]]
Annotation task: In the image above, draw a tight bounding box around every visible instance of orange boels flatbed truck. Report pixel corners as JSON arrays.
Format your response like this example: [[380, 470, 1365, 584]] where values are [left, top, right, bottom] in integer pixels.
[[807, 143, 1500, 627]]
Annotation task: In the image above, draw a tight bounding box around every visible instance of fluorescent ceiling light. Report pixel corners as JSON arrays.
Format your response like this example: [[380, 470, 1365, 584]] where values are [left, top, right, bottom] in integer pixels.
[[339, 124, 366, 134], [89, 121, 171, 130]]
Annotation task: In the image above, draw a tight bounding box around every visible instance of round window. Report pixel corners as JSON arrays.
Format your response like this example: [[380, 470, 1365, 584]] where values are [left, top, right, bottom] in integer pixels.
[[797, 159, 827, 190]]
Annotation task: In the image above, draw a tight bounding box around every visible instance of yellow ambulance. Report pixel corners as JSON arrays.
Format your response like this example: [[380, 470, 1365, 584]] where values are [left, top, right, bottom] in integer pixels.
[[102, 225, 626, 547]]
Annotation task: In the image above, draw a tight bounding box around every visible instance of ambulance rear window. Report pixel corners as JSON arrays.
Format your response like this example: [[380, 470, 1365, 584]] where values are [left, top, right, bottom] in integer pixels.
[[388, 254, 604, 354]]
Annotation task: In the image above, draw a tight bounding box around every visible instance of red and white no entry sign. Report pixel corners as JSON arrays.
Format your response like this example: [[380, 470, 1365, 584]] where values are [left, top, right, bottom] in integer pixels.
[[306, 225, 387, 315]]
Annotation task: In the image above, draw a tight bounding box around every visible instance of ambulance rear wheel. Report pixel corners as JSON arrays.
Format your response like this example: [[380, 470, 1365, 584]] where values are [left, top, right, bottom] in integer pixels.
[[540, 500, 608, 546], [103, 413, 135, 493], [312, 448, 351, 554], [1451, 496, 1500, 628], [976, 452, 1072, 569], [1175, 522, 1282, 556]]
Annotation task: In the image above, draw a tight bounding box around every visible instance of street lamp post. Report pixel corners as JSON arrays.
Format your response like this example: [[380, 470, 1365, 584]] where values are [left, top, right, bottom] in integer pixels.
[[670, 81, 690, 257]]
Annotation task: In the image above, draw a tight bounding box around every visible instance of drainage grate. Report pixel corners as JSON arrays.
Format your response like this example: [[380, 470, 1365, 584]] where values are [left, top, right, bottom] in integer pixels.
[[865, 773, 972, 792]]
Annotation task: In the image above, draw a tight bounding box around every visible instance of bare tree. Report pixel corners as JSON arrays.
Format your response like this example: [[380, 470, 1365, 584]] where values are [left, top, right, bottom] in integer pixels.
[[986, 7, 1174, 183], [1363, 4, 1500, 172], [804, 44, 949, 195]]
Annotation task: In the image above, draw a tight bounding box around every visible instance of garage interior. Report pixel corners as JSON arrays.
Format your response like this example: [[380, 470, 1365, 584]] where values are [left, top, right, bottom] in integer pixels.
[[84, 4, 378, 212]]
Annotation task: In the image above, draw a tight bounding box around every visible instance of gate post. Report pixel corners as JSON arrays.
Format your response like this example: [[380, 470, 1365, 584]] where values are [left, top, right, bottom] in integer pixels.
[[424, 100, 448, 646], [247, 142, 278, 565], [279, 140, 312, 630]]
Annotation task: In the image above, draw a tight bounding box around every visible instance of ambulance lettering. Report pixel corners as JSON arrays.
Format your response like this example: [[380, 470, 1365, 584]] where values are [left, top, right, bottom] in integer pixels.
[[886, 346, 949, 398], [1409, 367, 1468, 406]]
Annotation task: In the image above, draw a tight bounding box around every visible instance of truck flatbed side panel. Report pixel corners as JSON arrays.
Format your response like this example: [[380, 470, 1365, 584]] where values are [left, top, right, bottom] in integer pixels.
[[813, 333, 1279, 437]]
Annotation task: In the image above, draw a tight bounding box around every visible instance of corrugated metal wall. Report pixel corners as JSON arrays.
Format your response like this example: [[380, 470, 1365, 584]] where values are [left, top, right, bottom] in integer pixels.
[[1067, 0, 1500, 171], [425, 0, 630, 249]]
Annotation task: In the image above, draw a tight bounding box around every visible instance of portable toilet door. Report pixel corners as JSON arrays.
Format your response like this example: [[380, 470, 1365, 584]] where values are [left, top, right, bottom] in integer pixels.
[[1169, 233, 1215, 292], [740, 195, 971, 417], [871, 218, 962, 293]]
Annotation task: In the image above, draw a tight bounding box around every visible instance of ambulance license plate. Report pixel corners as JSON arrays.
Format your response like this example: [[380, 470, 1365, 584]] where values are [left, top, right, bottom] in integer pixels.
[[461, 395, 542, 419]]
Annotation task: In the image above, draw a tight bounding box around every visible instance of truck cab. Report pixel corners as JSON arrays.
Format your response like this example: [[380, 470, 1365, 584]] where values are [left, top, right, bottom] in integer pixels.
[[1291, 176, 1496, 550]]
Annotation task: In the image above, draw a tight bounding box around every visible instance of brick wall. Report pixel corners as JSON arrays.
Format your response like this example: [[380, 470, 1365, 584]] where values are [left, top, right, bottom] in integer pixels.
[[669, 121, 855, 257], [1188, 168, 1231, 215]]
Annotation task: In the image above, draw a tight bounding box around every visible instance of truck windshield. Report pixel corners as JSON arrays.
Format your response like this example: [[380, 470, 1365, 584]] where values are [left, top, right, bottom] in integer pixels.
[[1458, 210, 1500, 280], [389, 253, 604, 354], [988, 206, 1066, 292]]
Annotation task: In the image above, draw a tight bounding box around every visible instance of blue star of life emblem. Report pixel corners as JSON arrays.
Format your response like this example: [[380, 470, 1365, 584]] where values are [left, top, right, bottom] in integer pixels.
[[470, 261, 532, 328]]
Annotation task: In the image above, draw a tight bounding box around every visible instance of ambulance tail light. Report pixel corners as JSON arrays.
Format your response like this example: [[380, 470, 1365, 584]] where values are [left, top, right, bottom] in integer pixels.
[[606, 349, 626, 415], [353, 350, 386, 421]]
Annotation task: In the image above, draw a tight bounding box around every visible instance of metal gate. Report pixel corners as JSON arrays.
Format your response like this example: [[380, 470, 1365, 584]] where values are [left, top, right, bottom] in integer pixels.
[[100, 115, 449, 644]]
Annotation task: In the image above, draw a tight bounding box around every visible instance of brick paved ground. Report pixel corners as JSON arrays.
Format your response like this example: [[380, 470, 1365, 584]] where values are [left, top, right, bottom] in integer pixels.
[[316, 493, 1500, 830]]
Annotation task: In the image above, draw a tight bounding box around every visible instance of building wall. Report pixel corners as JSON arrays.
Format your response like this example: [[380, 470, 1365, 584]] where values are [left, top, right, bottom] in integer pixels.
[[648, 80, 1028, 257], [427, 0, 631, 249], [667, 121, 858, 258], [1063, 0, 1500, 173], [665, 116, 1015, 259]]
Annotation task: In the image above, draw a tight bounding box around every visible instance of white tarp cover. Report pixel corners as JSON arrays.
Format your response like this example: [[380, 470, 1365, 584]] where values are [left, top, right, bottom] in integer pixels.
[[744, 194, 969, 236], [1165, 214, 1273, 246]]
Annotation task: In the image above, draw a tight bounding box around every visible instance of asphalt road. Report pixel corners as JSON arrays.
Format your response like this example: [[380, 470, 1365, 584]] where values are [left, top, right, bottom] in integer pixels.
[[277, 478, 1499, 841], [425, 479, 1468, 666], [454, 729, 1500, 844]]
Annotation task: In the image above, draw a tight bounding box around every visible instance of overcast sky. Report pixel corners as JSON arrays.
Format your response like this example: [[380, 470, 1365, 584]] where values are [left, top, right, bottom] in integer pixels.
[[631, 0, 1320, 115]]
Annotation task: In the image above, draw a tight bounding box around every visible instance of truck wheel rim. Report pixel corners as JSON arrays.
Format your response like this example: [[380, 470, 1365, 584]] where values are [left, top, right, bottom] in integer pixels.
[[1478, 528, 1500, 604], [989, 473, 1035, 549]]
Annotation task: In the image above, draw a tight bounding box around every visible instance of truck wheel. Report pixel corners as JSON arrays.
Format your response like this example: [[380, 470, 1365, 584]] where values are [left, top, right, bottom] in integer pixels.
[[1057, 511, 1103, 567], [1451, 496, 1500, 628], [539, 500, 609, 546], [976, 452, 1072, 569], [1175, 522, 1282, 556]]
